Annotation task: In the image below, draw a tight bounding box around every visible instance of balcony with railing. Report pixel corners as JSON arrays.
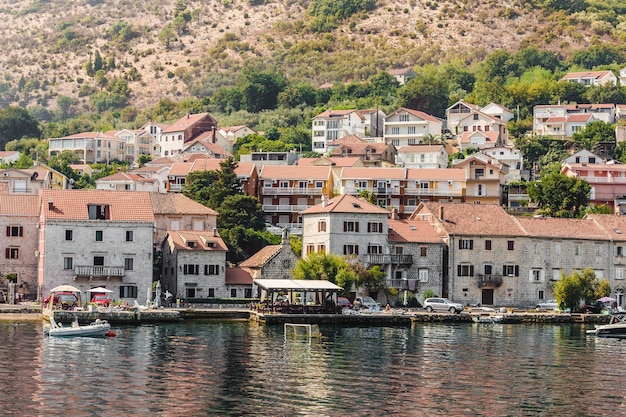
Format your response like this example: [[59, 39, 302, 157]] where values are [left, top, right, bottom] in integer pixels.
[[363, 253, 413, 265], [343, 186, 402, 196], [385, 279, 410, 290], [403, 187, 463, 196], [75, 265, 126, 279], [476, 274, 503, 288], [262, 204, 308, 213], [262, 186, 324, 196]]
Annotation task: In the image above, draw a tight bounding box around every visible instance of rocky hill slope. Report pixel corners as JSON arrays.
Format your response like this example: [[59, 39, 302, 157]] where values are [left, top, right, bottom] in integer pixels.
[[0, 0, 618, 112]]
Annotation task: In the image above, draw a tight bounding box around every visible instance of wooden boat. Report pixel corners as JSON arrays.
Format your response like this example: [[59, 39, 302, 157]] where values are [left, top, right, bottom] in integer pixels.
[[44, 316, 112, 337], [588, 313, 626, 338]]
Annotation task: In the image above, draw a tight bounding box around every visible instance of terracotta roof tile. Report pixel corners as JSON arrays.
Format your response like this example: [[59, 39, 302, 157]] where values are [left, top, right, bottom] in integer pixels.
[[583, 214, 626, 241], [388, 219, 443, 243], [515, 217, 608, 240], [301, 194, 390, 215], [168, 230, 228, 251], [150, 193, 217, 215], [413, 202, 523, 236], [339, 167, 406, 180], [225, 267, 253, 285], [41, 190, 154, 221], [259, 165, 331, 180], [162, 113, 215, 134], [0, 195, 40, 215], [239, 245, 282, 268]]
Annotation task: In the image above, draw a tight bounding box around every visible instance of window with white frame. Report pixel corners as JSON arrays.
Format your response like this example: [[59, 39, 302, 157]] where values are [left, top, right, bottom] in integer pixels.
[[399, 114, 409, 122], [552, 269, 561, 281], [530, 269, 543, 282], [367, 222, 384, 233], [503, 264, 519, 276], [616, 268, 624, 280], [391, 127, 400, 135], [419, 269, 429, 282], [408, 126, 416, 134], [183, 264, 199, 275], [120, 285, 137, 298]]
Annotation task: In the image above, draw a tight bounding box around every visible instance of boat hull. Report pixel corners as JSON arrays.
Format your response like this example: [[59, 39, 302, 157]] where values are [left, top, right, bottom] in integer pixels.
[[44, 319, 111, 337]]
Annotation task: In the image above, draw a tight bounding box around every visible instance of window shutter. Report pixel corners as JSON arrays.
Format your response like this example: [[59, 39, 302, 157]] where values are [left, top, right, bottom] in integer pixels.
[[19, 227, 23, 237], [355, 245, 359, 255], [470, 240, 473, 250], [5, 248, 9, 258], [6, 226, 9, 236], [367, 223, 371, 233], [216, 264, 220, 274], [458, 265, 462, 276], [355, 222, 359, 232], [196, 265, 199, 275], [343, 222, 347, 232], [343, 245, 347, 255], [470, 265, 474, 276], [379, 222, 383, 233], [183, 265, 188, 274], [459, 240, 463, 250], [204, 265, 208, 275], [515, 265, 519, 277], [503, 265, 507, 275]]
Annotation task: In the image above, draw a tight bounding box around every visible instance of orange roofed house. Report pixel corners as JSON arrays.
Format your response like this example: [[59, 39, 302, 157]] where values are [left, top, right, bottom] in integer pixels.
[[38, 190, 155, 304]]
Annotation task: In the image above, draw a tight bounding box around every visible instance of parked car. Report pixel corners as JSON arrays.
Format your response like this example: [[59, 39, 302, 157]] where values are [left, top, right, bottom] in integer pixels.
[[91, 294, 111, 307], [354, 296, 380, 311], [337, 297, 353, 309], [423, 297, 464, 313], [535, 299, 558, 310], [265, 223, 283, 235], [43, 292, 79, 309]]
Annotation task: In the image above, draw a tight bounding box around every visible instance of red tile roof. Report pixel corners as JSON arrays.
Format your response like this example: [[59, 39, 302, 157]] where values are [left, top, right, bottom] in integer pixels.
[[239, 245, 282, 268], [388, 219, 443, 243], [225, 267, 253, 285], [162, 113, 216, 134], [0, 195, 40, 215], [514, 217, 608, 240], [167, 230, 228, 251], [41, 190, 154, 221], [301, 194, 390, 215], [259, 165, 331, 180], [150, 193, 217, 215], [412, 202, 524, 236]]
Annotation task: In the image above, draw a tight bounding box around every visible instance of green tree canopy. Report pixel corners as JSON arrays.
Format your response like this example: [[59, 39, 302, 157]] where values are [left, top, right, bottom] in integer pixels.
[[216, 194, 266, 231], [553, 268, 609, 311], [293, 253, 356, 295], [527, 163, 591, 217], [0, 106, 41, 150], [220, 225, 280, 264], [571, 120, 615, 151]]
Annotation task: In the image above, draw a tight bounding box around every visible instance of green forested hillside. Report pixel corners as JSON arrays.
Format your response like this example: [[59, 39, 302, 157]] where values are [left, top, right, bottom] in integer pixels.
[[1, 0, 626, 149]]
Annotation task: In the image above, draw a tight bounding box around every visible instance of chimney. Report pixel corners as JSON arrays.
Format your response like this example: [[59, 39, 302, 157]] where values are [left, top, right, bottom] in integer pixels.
[[439, 206, 444, 221], [322, 195, 328, 208], [213, 227, 218, 237], [391, 207, 398, 220], [48, 198, 54, 210], [212, 126, 216, 143]]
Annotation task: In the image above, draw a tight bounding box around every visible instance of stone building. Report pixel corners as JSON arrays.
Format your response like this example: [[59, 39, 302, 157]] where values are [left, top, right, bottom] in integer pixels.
[[239, 231, 299, 281]]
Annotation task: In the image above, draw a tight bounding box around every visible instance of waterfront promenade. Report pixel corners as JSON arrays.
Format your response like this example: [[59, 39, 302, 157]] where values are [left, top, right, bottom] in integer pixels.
[[0, 302, 612, 325]]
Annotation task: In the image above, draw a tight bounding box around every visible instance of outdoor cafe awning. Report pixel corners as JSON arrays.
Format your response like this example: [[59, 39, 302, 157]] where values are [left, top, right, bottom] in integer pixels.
[[253, 279, 342, 292]]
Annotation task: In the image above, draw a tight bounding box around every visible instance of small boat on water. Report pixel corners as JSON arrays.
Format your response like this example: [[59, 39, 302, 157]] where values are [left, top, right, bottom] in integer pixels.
[[44, 316, 112, 338], [587, 313, 626, 338]]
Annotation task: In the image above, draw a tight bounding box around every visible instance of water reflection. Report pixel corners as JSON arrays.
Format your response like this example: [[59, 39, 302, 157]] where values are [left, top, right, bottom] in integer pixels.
[[1, 322, 626, 416]]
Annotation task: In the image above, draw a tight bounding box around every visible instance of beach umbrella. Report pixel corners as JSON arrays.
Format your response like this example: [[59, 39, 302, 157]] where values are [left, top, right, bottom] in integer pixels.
[[597, 296, 616, 303], [50, 285, 81, 293]]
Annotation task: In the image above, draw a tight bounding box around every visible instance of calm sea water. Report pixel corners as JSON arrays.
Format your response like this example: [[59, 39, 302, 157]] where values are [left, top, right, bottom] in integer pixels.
[[1, 320, 625, 417]]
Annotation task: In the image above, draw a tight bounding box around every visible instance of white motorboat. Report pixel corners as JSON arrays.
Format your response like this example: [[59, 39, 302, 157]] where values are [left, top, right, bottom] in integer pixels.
[[44, 316, 112, 338], [588, 313, 626, 338]]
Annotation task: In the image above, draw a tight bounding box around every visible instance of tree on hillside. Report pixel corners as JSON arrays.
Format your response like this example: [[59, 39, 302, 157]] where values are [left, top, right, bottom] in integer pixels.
[[239, 69, 287, 113], [207, 158, 242, 210], [571, 120, 615, 152], [0, 106, 41, 150], [397, 67, 450, 118], [527, 163, 590, 217], [182, 171, 219, 206]]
